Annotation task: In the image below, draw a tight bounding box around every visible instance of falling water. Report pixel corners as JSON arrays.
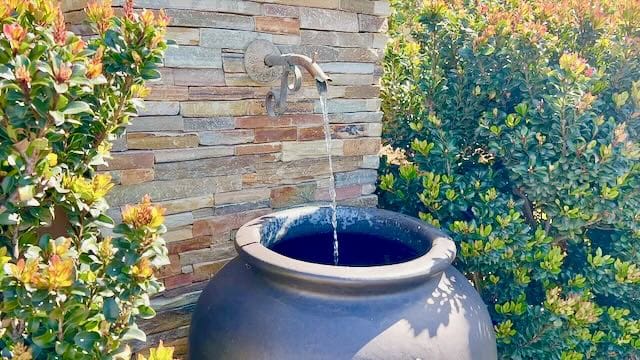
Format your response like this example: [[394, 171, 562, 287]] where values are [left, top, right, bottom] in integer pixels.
[[317, 83, 339, 265]]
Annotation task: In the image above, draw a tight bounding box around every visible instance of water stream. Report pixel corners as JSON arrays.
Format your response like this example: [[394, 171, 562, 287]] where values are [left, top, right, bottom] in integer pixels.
[[317, 86, 339, 265]]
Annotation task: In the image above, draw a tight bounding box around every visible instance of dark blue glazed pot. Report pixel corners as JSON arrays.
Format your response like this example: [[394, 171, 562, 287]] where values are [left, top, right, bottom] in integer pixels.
[[189, 206, 497, 359]]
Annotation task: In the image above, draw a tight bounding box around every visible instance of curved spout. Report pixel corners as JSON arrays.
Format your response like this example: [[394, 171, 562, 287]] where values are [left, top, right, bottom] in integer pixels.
[[264, 53, 332, 83]]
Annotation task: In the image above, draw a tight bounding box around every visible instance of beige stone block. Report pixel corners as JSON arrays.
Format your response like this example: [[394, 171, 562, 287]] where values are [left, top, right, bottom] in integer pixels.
[[281, 140, 343, 161]]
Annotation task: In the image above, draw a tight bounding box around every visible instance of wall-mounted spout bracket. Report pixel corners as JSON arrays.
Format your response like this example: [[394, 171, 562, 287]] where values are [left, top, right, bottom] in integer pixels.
[[245, 40, 331, 117]]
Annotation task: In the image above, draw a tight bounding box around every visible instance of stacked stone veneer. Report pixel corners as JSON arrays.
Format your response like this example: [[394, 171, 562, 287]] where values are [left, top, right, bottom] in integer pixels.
[[63, 0, 389, 356]]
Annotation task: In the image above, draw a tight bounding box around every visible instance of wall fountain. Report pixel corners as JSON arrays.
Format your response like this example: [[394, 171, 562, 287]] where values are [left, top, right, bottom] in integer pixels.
[[188, 41, 497, 360]]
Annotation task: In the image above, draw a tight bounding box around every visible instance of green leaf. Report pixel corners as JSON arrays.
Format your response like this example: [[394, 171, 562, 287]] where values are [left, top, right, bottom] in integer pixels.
[[122, 325, 146, 342], [103, 297, 120, 322], [63, 101, 92, 115], [74, 331, 101, 351], [33, 329, 56, 348]]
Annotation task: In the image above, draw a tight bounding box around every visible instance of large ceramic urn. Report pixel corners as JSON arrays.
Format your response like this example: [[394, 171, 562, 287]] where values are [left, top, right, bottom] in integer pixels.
[[189, 206, 497, 359]]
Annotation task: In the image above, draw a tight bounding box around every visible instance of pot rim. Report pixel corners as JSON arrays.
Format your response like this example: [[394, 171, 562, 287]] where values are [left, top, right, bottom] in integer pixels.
[[235, 206, 457, 291]]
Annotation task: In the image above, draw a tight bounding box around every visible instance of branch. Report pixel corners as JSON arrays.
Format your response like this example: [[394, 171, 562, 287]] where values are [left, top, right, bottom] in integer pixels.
[[513, 187, 536, 226]]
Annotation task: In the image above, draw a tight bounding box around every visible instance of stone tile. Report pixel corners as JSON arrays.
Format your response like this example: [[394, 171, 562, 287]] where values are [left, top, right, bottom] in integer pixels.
[[344, 85, 380, 98], [164, 226, 193, 242], [277, 45, 338, 62], [173, 68, 225, 86], [315, 184, 362, 201], [299, 7, 358, 32], [335, 169, 378, 187], [321, 62, 375, 74], [167, 9, 253, 29], [272, 34, 301, 45], [270, 183, 317, 208], [235, 143, 282, 156], [242, 156, 362, 187], [166, 27, 199, 45], [262, 4, 300, 18], [164, 46, 222, 68], [167, 236, 213, 254], [199, 129, 255, 145], [160, 2, 260, 16], [127, 133, 199, 150], [192, 209, 272, 236], [329, 111, 383, 124], [192, 260, 227, 282], [106, 176, 241, 206], [157, 196, 214, 215], [255, 16, 300, 35], [138, 101, 180, 116], [362, 154, 380, 169], [146, 85, 190, 101], [163, 272, 193, 290], [183, 117, 235, 131], [361, 183, 377, 195], [374, 1, 392, 16], [154, 154, 277, 180], [214, 200, 270, 216], [222, 53, 245, 73], [343, 138, 381, 156], [200, 28, 272, 49], [300, 30, 373, 48], [336, 48, 383, 62], [327, 73, 376, 86], [281, 139, 343, 161], [214, 188, 271, 205], [373, 33, 390, 49], [164, 212, 195, 229], [314, 99, 381, 113], [339, 0, 374, 14], [100, 151, 154, 171], [182, 101, 264, 117], [188, 86, 269, 101], [154, 146, 234, 163], [120, 168, 155, 185], [254, 127, 297, 143], [270, 0, 340, 8], [127, 116, 184, 132], [341, 194, 378, 207], [235, 114, 323, 128]]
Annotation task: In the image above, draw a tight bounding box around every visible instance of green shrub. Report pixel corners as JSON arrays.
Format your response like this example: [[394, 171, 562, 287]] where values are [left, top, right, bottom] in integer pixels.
[[0, 1, 170, 358], [379, 1, 640, 358]]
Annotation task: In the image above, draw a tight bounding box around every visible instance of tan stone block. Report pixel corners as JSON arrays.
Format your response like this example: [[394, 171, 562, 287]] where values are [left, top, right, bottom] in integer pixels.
[[192, 260, 227, 282], [272, 34, 301, 45], [222, 53, 245, 73], [281, 139, 343, 161], [181, 101, 264, 117], [168, 236, 213, 255], [127, 133, 199, 150], [235, 143, 282, 156], [300, 7, 357, 32], [120, 168, 154, 185], [157, 196, 214, 215], [199, 130, 255, 146], [315, 184, 362, 201], [327, 74, 375, 86], [268, 0, 339, 9], [100, 151, 155, 171], [192, 209, 272, 237], [173, 68, 225, 87], [166, 27, 199, 45], [146, 85, 189, 101], [255, 127, 297, 143], [270, 183, 317, 208], [156, 254, 181, 279], [263, 4, 300, 18], [163, 272, 193, 290], [358, 14, 388, 33], [188, 86, 269, 101], [255, 16, 300, 35], [214, 188, 271, 205], [164, 226, 194, 242], [344, 85, 380, 98], [343, 138, 381, 156], [154, 146, 234, 163], [235, 114, 323, 128]]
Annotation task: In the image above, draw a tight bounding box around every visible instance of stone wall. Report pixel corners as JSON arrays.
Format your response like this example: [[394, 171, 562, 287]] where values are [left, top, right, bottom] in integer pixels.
[[63, 0, 389, 356]]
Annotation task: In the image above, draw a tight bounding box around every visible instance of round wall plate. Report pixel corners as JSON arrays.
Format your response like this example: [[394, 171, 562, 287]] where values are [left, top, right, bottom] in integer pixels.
[[245, 40, 284, 83]]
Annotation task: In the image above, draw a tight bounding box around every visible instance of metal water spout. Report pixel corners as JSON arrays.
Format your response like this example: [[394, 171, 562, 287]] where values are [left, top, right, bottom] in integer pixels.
[[244, 40, 332, 116]]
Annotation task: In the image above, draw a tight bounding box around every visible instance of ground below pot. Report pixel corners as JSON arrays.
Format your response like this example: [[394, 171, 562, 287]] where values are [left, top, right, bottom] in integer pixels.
[[189, 206, 497, 360]]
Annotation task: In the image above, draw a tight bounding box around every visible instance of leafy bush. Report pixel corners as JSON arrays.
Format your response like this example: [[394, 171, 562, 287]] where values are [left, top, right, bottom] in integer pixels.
[[379, 1, 640, 358], [0, 0, 170, 358]]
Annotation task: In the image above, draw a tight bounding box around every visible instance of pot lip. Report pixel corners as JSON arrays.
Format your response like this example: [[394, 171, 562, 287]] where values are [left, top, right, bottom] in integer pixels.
[[235, 205, 457, 290]]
